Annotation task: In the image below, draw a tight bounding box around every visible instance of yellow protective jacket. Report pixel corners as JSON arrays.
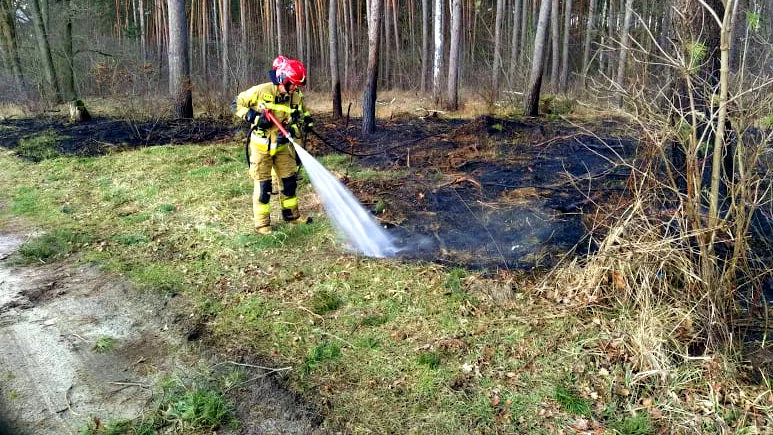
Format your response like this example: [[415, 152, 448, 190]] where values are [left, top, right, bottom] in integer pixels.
[[233, 82, 307, 155]]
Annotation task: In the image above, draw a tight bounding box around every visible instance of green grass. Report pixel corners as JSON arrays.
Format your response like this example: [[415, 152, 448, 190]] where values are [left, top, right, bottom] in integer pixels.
[[610, 413, 654, 435], [78, 374, 235, 434], [1, 134, 763, 433], [166, 388, 234, 430], [310, 288, 343, 314], [417, 351, 441, 369], [304, 342, 342, 374], [16, 130, 65, 161], [554, 383, 591, 417], [15, 228, 90, 264], [93, 336, 115, 353]]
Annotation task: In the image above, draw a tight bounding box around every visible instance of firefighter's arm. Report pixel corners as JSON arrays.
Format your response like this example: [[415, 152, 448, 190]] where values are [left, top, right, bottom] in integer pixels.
[[232, 87, 261, 122]]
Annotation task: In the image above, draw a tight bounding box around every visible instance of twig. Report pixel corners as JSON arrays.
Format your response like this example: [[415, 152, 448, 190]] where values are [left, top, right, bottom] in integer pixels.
[[106, 381, 150, 389], [224, 366, 293, 393], [224, 361, 292, 371], [297, 305, 324, 320]]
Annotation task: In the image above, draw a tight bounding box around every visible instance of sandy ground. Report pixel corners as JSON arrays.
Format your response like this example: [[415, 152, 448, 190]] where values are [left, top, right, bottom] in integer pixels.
[[0, 231, 320, 434], [0, 232, 174, 433]]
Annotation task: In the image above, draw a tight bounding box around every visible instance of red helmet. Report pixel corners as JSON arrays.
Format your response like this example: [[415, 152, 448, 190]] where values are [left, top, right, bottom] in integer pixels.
[[275, 59, 307, 87], [272, 55, 288, 70]]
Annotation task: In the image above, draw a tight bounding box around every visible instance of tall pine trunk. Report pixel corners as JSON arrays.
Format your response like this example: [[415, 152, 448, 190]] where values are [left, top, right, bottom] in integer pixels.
[[362, 0, 383, 135], [0, 0, 25, 91], [614, 0, 634, 107], [559, 0, 572, 93], [432, 0, 443, 104], [330, 0, 342, 118], [168, 0, 193, 118], [581, 0, 596, 87], [447, 0, 462, 110], [524, 0, 552, 115], [29, 0, 60, 102], [421, 0, 429, 92]]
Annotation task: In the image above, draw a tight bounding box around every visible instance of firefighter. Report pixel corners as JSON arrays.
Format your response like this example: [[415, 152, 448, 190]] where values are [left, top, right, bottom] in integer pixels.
[[233, 57, 314, 235]]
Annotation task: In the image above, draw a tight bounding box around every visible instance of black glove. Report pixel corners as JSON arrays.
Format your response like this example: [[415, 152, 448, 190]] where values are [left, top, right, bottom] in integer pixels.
[[290, 109, 301, 125], [257, 112, 273, 129], [303, 114, 314, 132], [244, 108, 258, 124], [276, 132, 290, 144]]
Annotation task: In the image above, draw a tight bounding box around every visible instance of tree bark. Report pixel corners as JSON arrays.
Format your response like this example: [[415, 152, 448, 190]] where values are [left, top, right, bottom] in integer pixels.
[[330, 0, 342, 118], [168, 0, 193, 119], [62, 0, 77, 101], [492, 0, 505, 90], [524, 0, 552, 115], [275, 0, 284, 54], [0, 0, 24, 90], [709, 0, 735, 235], [614, 0, 634, 107], [447, 0, 462, 110], [362, 0, 383, 135], [508, 0, 523, 81], [421, 0, 430, 92], [550, 0, 559, 91], [581, 0, 596, 87], [432, 0, 443, 104], [29, 0, 61, 102], [559, 0, 572, 93], [220, 0, 229, 89]]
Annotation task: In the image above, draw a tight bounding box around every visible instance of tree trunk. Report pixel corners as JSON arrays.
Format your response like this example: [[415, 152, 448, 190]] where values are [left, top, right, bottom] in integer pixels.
[[362, 0, 383, 135], [383, 0, 391, 88], [296, 0, 305, 62], [432, 0, 443, 104], [0, 0, 24, 90], [62, 0, 77, 101], [220, 0, 229, 89], [168, 0, 193, 119], [447, 0, 462, 110], [275, 0, 284, 54], [239, 0, 247, 85], [508, 0, 523, 82], [421, 0, 430, 92], [330, 0, 342, 118], [524, 0, 552, 115], [492, 0, 505, 90], [581, 0, 596, 87], [559, 0, 572, 93], [614, 0, 634, 107], [708, 0, 735, 235], [139, 0, 147, 62], [29, 0, 61, 102], [604, 0, 615, 78], [550, 0, 559, 91]]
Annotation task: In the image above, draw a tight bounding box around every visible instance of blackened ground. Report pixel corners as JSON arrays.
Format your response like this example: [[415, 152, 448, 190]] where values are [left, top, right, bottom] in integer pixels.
[[310, 115, 638, 270], [0, 115, 234, 159]]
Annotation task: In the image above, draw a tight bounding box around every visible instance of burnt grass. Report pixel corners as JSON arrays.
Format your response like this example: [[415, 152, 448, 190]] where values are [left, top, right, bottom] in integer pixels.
[[0, 113, 639, 271], [309, 114, 638, 270]]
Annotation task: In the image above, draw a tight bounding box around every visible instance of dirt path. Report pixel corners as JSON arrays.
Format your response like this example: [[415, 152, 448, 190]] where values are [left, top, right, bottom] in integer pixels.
[[0, 231, 320, 434], [0, 233, 175, 433]]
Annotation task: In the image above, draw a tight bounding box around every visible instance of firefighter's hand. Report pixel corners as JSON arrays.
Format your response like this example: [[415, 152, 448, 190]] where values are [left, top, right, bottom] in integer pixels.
[[303, 114, 314, 132], [290, 109, 301, 125], [244, 108, 259, 124], [276, 132, 290, 144], [257, 112, 272, 129]]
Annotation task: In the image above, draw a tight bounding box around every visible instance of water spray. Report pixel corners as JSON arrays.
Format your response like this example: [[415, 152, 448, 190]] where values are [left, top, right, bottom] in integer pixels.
[[261, 109, 398, 258]]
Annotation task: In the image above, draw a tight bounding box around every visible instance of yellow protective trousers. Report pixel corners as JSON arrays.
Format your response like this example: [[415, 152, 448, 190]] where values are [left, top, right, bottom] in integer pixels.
[[249, 142, 301, 229]]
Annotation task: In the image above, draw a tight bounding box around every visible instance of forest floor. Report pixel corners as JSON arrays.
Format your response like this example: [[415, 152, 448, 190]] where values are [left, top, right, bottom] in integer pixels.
[[0, 111, 639, 270], [1, 108, 772, 433]]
